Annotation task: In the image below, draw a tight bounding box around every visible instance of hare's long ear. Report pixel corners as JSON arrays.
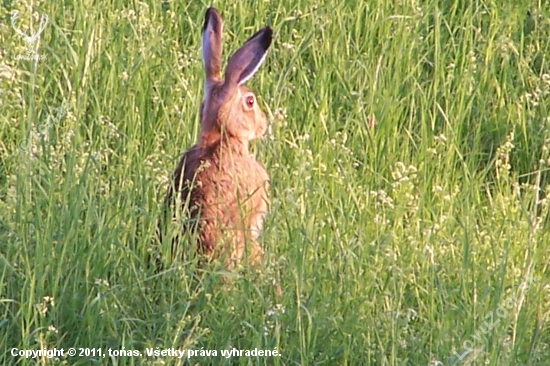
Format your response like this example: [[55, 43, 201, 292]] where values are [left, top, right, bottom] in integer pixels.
[[224, 27, 273, 87], [202, 7, 223, 83]]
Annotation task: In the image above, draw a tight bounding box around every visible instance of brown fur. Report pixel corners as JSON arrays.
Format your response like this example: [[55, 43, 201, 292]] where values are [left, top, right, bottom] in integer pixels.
[[161, 8, 272, 269]]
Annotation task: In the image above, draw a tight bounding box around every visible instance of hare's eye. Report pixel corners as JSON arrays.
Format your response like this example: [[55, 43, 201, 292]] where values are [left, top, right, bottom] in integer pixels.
[[246, 96, 255, 108]]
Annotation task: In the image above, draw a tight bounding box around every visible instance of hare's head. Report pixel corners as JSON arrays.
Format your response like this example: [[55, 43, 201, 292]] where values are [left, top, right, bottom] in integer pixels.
[[199, 7, 272, 147]]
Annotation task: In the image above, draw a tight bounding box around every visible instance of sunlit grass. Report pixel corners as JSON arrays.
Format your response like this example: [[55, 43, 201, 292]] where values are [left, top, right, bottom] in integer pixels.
[[1, 0, 550, 365]]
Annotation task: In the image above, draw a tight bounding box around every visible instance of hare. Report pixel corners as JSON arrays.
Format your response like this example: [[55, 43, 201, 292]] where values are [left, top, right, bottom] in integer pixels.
[[160, 7, 273, 270]]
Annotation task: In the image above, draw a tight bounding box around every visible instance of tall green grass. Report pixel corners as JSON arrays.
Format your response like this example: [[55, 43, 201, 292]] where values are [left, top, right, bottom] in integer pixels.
[[1, 0, 550, 365]]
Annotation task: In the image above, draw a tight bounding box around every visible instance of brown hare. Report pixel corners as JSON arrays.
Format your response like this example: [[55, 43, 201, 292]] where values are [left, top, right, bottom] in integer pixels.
[[160, 7, 273, 270]]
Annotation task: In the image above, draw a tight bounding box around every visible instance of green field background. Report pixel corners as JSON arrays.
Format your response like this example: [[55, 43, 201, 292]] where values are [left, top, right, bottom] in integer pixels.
[[1, 0, 550, 365]]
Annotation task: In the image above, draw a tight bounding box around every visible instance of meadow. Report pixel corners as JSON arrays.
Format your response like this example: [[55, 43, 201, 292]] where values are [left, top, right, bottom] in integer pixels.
[[1, 0, 550, 365]]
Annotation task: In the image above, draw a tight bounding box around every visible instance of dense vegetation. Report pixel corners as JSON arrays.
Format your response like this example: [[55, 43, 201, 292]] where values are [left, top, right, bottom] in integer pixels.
[[1, 0, 549, 364]]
